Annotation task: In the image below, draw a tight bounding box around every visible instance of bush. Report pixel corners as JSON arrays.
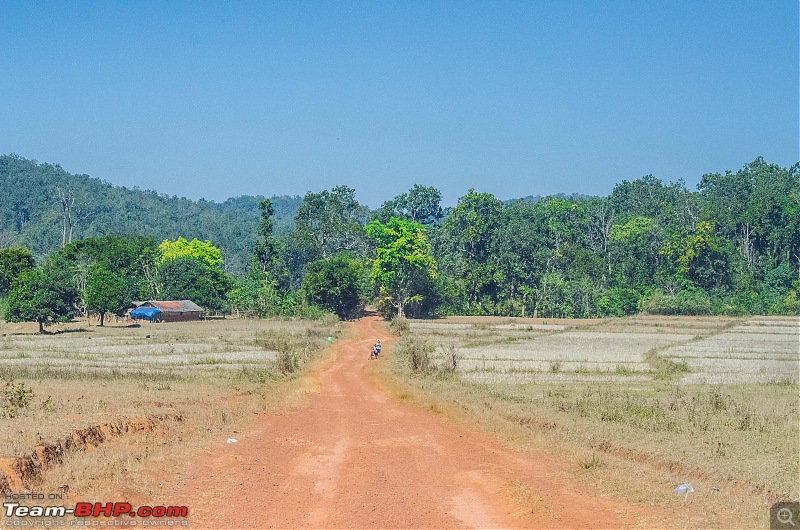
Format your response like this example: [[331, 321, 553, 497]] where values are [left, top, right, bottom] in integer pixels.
[[259, 330, 299, 374], [258, 329, 291, 352], [769, 290, 800, 316], [389, 317, 409, 336], [2, 380, 34, 418], [638, 288, 711, 316], [274, 349, 299, 374], [397, 336, 434, 373], [596, 288, 639, 317], [440, 342, 459, 372]]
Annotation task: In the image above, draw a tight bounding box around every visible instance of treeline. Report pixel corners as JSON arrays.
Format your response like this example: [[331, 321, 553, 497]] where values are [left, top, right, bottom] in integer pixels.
[[246, 157, 799, 319], [429, 158, 799, 317], [1, 156, 798, 328]]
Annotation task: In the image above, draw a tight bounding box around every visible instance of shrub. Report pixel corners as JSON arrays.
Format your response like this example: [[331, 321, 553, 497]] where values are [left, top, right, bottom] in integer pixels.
[[258, 329, 291, 353], [596, 288, 639, 317], [397, 336, 434, 373], [769, 290, 800, 316], [274, 349, 299, 374], [258, 330, 299, 375], [638, 288, 711, 315], [441, 342, 459, 372], [579, 452, 605, 470], [2, 380, 34, 418], [389, 317, 409, 336]]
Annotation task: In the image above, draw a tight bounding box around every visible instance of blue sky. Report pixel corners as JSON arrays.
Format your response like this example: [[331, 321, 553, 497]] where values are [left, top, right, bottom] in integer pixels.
[[1, 1, 797, 206]]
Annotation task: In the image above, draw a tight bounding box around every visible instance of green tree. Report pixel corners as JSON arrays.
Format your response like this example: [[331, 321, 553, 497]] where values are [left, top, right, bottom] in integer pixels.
[[158, 237, 223, 269], [436, 190, 504, 314], [5, 265, 76, 333], [159, 256, 231, 312], [302, 255, 364, 319], [375, 185, 444, 225], [660, 220, 729, 291], [0, 247, 35, 296], [56, 235, 158, 313], [366, 217, 437, 318], [294, 186, 367, 259], [700, 157, 800, 274], [227, 277, 261, 317], [608, 216, 659, 291], [252, 199, 282, 276], [278, 231, 321, 291], [155, 237, 231, 310], [85, 264, 130, 326], [227, 276, 295, 318]]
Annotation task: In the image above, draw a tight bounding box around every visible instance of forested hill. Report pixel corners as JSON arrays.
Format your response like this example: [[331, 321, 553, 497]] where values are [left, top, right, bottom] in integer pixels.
[[0, 155, 302, 274]]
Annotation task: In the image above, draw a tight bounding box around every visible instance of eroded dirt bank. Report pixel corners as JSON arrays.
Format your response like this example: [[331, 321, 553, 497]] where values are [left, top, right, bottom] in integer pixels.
[[0, 414, 181, 495]]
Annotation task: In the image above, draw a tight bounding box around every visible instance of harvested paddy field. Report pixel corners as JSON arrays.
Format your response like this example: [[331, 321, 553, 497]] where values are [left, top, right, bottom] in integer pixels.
[[0, 313, 796, 528], [395, 314, 799, 528], [0, 316, 339, 497], [407, 315, 798, 385]]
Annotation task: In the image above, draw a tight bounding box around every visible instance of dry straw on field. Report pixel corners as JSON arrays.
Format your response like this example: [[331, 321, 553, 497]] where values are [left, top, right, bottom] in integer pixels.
[[397, 314, 799, 528]]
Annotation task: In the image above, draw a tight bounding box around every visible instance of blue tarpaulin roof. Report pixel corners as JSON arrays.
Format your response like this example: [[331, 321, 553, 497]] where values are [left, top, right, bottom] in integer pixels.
[[130, 306, 162, 320]]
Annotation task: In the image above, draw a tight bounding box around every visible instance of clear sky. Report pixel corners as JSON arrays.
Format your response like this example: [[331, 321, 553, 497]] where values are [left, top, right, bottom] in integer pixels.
[[1, 1, 797, 207]]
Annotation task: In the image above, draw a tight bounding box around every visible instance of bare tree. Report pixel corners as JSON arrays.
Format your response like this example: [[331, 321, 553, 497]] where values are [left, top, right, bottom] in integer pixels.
[[56, 185, 75, 248]]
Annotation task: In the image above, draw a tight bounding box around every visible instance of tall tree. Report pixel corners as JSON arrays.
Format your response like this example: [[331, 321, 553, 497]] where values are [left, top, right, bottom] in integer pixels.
[[436, 189, 504, 314], [365, 217, 437, 318], [85, 264, 130, 326], [252, 199, 282, 276], [294, 186, 367, 259], [159, 256, 231, 312], [700, 157, 800, 271], [158, 237, 223, 269], [155, 237, 231, 310], [302, 254, 364, 320]]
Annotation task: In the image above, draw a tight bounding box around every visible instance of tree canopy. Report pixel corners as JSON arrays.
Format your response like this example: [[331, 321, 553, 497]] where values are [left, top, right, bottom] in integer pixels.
[[1, 155, 798, 322], [5, 264, 77, 332], [366, 217, 437, 318]]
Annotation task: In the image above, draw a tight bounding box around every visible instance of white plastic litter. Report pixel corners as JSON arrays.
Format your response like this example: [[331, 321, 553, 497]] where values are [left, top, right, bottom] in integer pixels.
[[226, 438, 238, 443], [673, 483, 694, 494]]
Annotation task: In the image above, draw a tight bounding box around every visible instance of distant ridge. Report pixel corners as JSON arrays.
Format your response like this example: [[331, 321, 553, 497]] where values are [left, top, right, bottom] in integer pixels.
[[0, 154, 301, 274]]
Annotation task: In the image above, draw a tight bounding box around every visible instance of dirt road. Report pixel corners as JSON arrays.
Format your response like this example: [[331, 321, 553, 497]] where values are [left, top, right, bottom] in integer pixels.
[[177, 317, 655, 528]]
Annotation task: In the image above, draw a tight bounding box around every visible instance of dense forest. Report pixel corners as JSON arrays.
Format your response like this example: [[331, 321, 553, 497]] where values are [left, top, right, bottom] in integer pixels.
[[1, 154, 798, 327], [0, 155, 302, 274]]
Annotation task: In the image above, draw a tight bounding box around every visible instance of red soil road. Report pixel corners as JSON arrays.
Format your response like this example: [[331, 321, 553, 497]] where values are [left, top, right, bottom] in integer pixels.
[[178, 317, 656, 529]]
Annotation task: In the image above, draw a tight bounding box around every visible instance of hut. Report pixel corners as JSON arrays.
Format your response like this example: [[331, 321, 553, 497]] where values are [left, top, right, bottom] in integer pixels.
[[131, 300, 203, 322]]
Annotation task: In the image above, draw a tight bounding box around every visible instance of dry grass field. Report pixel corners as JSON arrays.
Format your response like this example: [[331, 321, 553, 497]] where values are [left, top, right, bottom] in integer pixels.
[[0, 313, 796, 528], [0, 316, 340, 498], [393, 314, 799, 528]]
